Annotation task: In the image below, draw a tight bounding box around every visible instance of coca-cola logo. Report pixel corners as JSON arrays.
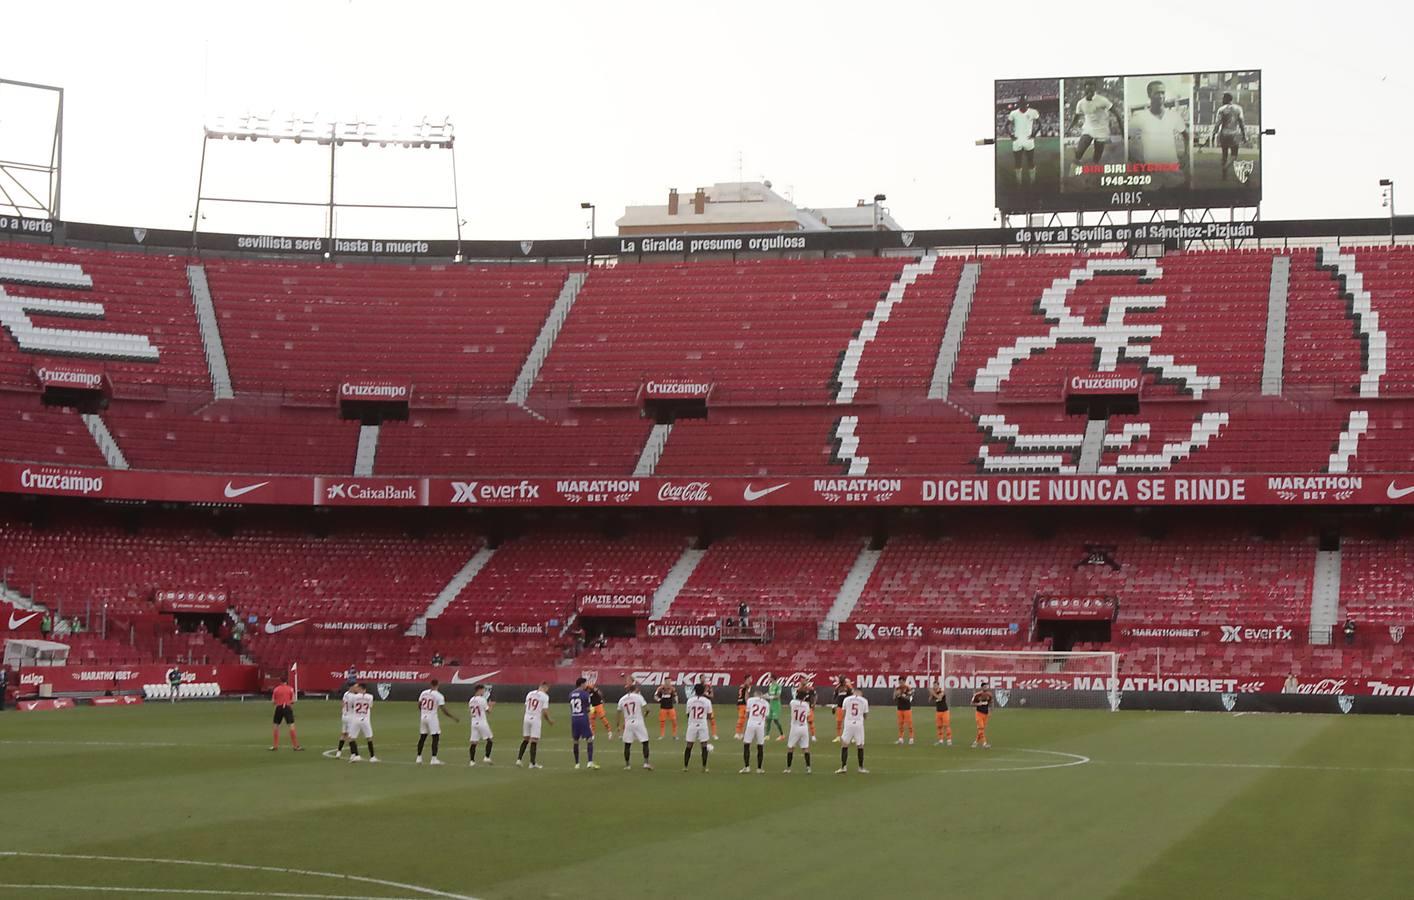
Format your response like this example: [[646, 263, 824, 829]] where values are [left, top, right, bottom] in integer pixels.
[[1295, 678, 1348, 695], [657, 481, 711, 502]]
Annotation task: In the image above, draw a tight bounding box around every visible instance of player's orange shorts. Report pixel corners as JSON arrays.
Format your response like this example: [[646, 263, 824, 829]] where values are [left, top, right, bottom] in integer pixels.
[[735, 705, 747, 734], [808, 708, 816, 736], [974, 710, 989, 741], [658, 708, 678, 736], [590, 704, 612, 733], [834, 706, 845, 735], [896, 709, 914, 739], [935, 710, 952, 739]]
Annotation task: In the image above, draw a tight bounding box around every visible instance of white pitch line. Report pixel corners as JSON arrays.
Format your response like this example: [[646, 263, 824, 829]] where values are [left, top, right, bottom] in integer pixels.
[[0, 853, 478, 900], [1098, 760, 1414, 775], [0, 884, 424, 899], [925, 747, 1091, 774], [0, 739, 185, 748]]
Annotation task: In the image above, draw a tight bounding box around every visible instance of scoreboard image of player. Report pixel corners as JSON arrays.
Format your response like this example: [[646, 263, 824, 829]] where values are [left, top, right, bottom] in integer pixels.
[[994, 70, 1260, 212]]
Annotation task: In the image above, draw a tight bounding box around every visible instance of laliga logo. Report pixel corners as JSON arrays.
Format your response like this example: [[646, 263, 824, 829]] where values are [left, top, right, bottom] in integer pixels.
[[972, 260, 1226, 474]]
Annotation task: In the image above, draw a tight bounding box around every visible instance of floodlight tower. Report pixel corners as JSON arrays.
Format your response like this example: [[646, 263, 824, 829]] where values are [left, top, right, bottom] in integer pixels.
[[0, 78, 64, 219], [191, 113, 461, 252]]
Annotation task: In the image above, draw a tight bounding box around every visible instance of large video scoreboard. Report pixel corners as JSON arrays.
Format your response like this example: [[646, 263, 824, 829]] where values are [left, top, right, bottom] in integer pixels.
[[994, 70, 1261, 212]]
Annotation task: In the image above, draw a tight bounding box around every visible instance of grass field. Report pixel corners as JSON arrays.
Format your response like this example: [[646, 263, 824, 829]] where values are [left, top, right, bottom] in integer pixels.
[[3, 700, 1414, 899]]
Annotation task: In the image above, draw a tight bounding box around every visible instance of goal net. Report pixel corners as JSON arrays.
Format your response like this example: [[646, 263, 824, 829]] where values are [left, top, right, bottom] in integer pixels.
[[936, 649, 1119, 712]]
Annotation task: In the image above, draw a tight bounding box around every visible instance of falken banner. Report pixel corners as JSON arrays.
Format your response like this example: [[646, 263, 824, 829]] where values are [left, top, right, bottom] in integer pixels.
[[0, 464, 1407, 509]]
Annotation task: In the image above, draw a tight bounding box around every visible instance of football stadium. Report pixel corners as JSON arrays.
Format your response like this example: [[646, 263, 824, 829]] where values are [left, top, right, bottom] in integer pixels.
[[3, 4, 1414, 898]]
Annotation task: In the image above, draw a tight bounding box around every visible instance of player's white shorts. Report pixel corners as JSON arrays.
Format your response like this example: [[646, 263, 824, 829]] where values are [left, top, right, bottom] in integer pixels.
[[470, 722, 493, 742], [1081, 126, 1110, 141], [787, 726, 811, 749], [741, 722, 766, 746], [347, 718, 373, 740], [522, 716, 542, 740], [622, 721, 649, 744], [841, 724, 866, 746], [419, 714, 441, 736], [684, 722, 711, 743], [1012, 138, 1036, 152], [340, 716, 353, 735]]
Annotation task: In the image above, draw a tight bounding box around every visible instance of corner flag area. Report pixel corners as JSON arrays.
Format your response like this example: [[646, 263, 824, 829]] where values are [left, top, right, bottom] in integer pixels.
[[2, 701, 1412, 899]]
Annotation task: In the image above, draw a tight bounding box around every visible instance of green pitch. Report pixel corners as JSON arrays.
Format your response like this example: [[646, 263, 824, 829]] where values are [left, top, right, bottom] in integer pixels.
[[994, 137, 1061, 205], [2, 701, 1413, 899]]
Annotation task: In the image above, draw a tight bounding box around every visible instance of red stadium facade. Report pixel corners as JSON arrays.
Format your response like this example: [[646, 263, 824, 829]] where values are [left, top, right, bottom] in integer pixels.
[[3, 214, 1414, 711]]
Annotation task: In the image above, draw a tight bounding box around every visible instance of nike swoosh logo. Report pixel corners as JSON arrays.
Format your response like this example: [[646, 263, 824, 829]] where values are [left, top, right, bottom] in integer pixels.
[[224, 481, 270, 499], [743, 483, 789, 502], [7, 611, 38, 630], [450, 669, 501, 684], [263, 617, 310, 635], [1388, 483, 1414, 500]]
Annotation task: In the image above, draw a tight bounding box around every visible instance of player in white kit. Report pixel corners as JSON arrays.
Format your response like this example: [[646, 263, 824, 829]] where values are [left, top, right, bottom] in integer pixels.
[[1071, 81, 1119, 165], [343, 682, 377, 763], [783, 689, 813, 774], [1006, 96, 1042, 186], [616, 683, 653, 770], [516, 680, 554, 769], [836, 686, 870, 774], [739, 687, 771, 774], [335, 683, 357, 758], [682, 682, 716, 772], [467, 683, 495, 767], [415, 678, 458, 765]]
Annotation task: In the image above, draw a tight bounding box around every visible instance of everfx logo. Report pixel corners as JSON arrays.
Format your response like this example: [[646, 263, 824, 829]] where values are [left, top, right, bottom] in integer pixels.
[[452, 481, 479, 503], [1220, 625, 1243, 643]]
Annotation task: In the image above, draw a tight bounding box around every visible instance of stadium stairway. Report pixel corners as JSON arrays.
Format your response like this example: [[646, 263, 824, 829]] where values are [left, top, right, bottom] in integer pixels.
[[507, 270, 587, 408], [649, 545, 707, 618], [81, 413, 129, 469], [1309, 545, 1342, 645], [409, 545, 496, 636], [1077, 418, 1106, 473], [633, 423, 673, 476], [927, 259, 981, 400], [185, 263, 235, 400], [821, 544, 882, 635], [832, 415, 868, 475], [1261, 254, 1290, 396], [354, 424, 379, 476], [834, 251, 940, 403]]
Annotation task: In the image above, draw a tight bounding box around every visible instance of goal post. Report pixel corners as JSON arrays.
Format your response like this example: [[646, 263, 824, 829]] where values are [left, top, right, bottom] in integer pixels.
[[936, 648, 1120, 712]]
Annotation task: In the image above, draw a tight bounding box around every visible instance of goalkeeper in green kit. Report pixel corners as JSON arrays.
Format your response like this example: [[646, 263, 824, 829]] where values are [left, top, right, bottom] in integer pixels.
[[767, 679, 786, 740]]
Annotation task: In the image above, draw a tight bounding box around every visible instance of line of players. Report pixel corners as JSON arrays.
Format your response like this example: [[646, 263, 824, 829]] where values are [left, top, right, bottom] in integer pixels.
[[332, 676, 997, 772]]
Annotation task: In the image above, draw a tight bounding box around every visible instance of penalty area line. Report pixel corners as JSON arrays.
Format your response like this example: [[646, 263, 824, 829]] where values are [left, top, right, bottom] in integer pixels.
[[0, 853, 479, 900], [1097, 760, 1414, 775], [0, 883, 427, 899]]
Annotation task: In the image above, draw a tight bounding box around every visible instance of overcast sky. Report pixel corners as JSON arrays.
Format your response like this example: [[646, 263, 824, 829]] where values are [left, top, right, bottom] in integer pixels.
[[1, 0, 1409, 239]]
